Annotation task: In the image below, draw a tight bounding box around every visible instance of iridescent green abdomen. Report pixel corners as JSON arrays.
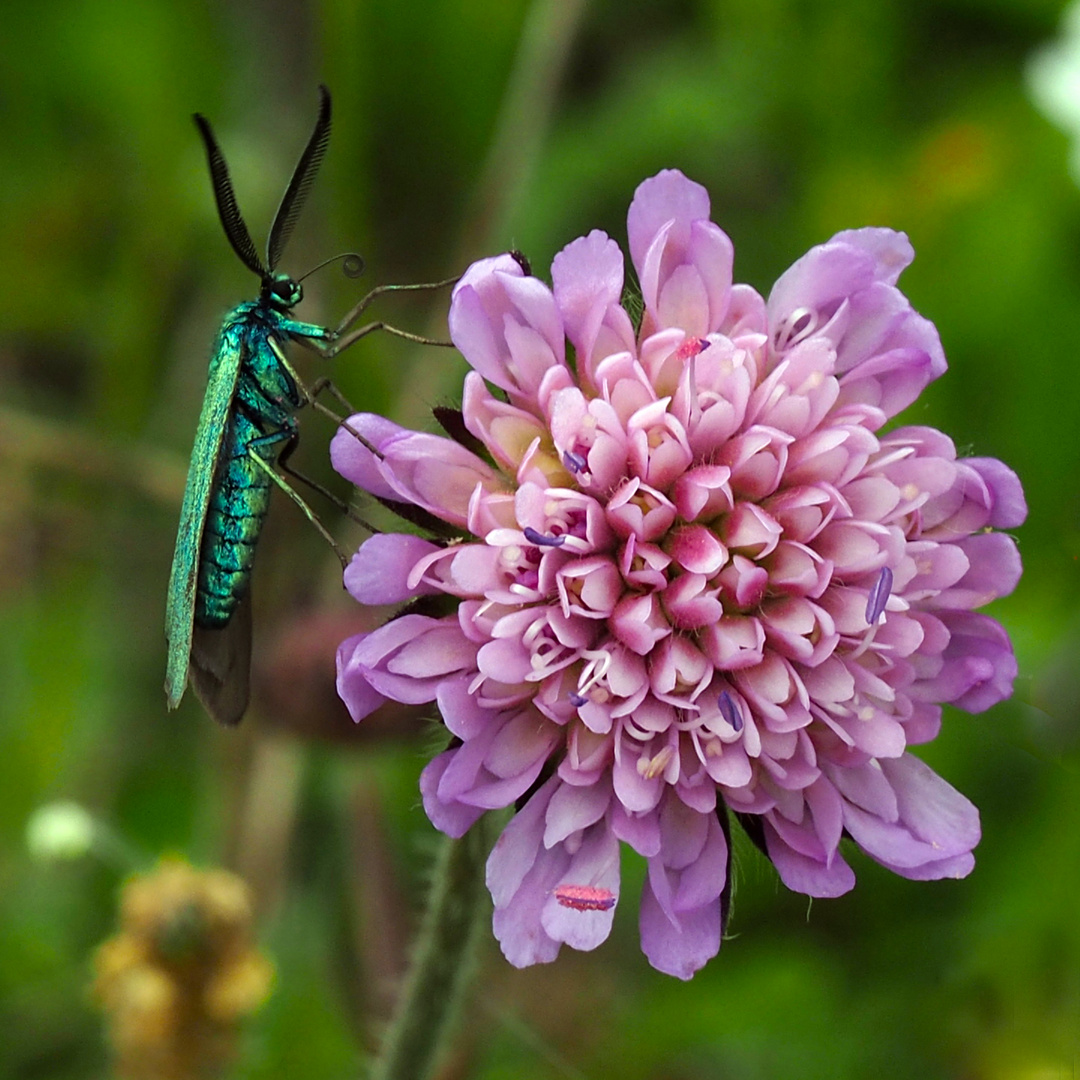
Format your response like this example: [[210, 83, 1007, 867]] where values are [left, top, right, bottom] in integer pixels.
[[195, 409, 273, 627]]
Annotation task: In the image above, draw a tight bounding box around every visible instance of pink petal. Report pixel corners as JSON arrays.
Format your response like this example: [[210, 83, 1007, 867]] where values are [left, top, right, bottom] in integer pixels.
[[763, 821, 856, 897], [335, 632, 390, 722], [540, 825, 620, 950], [420, 751, 486, 837], [344, 534, 442, 604], [551, 229, 626, 364], [627, 169, 712, 274]]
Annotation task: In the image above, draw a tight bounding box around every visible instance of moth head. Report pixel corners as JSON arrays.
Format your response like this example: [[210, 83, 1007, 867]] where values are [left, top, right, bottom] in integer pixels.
[[264, 272, 303, 311]]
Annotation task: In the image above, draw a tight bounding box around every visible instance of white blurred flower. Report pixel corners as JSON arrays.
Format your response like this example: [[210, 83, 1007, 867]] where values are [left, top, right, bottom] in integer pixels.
[[26, 801, 98, 862], [1028, 1, 1080, 184]]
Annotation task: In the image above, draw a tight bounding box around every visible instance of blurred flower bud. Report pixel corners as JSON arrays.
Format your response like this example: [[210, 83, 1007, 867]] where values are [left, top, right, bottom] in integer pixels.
[[26, 801, 96, 862]]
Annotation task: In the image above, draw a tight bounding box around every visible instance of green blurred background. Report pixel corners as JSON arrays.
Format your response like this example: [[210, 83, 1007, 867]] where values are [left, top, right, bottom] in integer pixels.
[[1, 0, 1077, 1077]]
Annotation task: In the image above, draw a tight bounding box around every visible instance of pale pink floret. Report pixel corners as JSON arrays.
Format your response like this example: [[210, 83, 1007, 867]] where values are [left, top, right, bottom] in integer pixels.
[[333, 169, 1025, 979]]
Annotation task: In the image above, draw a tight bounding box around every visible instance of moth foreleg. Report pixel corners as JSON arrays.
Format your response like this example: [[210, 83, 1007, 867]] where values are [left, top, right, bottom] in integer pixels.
[[331, 275, 460, 338]]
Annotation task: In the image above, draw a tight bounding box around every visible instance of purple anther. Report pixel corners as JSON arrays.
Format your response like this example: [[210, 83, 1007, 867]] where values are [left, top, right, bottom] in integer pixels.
[[562, 450, 588, 473], [568, 692, 588, 707], [718, 690, 743, 732], [865, 566, 893, 625], [523, 526, 566, 547]]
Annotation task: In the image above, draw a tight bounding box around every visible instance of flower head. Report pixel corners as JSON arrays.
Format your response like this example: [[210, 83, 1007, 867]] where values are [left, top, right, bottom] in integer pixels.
[[333, 170, 1025, 979]]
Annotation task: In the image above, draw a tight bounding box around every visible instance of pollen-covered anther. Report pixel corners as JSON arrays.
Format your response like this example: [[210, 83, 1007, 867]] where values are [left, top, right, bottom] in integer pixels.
[[637, 745, 675, 779], [553, 884, 617, 912], [676, 336, 709, 360], [703, 736, 724, 757]]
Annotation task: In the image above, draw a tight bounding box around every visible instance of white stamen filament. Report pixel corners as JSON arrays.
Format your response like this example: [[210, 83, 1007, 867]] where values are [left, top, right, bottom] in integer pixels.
[[851, 622, 879, 658], [775, 306, 819, 350], [687, 348, 701, 422], [870, 445, 916, 472], [577, 649, 612, 694]]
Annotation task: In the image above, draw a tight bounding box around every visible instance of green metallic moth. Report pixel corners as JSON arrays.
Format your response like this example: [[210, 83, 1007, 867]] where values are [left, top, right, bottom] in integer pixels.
[[165, 85, 353, 726]]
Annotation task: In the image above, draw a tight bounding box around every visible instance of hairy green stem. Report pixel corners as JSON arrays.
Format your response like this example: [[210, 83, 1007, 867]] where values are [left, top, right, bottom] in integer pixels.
[[368, 826, 490, 1080]]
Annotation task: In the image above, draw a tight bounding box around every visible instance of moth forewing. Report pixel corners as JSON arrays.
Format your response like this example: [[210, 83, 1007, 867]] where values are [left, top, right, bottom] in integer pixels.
[[164, 325, 245, 711]]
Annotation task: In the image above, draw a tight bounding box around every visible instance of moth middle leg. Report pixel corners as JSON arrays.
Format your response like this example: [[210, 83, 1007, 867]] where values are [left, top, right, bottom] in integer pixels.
[[245, 421, 352, 568]]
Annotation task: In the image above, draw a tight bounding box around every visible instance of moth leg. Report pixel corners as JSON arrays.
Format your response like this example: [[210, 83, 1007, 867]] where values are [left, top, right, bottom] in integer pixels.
[[275, 440, 380, 535], [269, 339, 381, 459], [292, 276, 461, 358], [296, 378, 380, 463], [279, 461, 379, 535], [246, 425, 350, 569], [294, 374, 357, 431], [327, 318, 456, 353], [331, 275, 460, 338], [277, 317, 335, 341], [270, 423, 378, 536], [289, 379, 383, 532], [305, 376, 355, 416], [295, 320, 455, 356]]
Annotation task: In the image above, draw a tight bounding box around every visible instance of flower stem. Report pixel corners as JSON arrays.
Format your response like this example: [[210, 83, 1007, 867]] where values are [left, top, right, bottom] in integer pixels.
[[368, 824, 490, 1080]]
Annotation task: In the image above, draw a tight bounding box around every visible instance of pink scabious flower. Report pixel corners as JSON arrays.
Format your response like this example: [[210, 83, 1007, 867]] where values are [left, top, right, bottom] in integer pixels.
[[332, 170, 1026, 979]]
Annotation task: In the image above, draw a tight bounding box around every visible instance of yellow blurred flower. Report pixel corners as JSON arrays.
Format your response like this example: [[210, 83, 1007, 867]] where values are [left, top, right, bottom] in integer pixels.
[[92, 858, 273, 1080]]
